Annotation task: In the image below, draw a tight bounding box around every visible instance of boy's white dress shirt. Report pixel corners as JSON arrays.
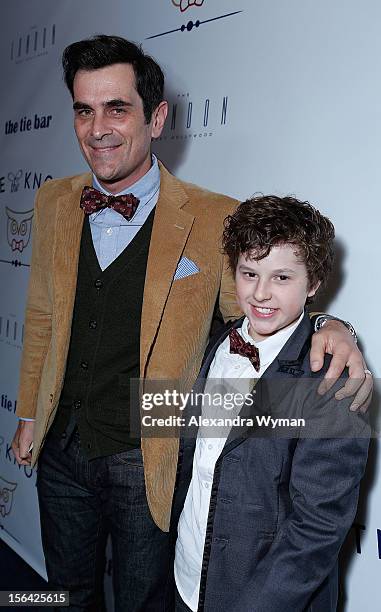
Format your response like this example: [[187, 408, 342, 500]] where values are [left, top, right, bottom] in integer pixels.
[[174, 313, 304, 611]]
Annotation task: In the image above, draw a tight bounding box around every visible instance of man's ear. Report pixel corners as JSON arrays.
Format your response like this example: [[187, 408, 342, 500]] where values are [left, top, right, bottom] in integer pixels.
[[151, 101, 168, 139], [308, 280, 321, 298]]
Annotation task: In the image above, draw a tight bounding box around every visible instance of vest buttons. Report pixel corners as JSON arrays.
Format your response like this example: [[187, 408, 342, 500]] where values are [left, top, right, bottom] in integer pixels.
[[73, 400, 82, 409], [94, 279, 103, 289], [89, 320, 97, 329], [80, 361, 89, 370]]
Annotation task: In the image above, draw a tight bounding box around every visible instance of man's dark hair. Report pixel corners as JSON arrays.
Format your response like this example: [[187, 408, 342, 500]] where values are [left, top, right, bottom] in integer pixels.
[[223, 195, 335, 297], [62, 35, 164, 123]]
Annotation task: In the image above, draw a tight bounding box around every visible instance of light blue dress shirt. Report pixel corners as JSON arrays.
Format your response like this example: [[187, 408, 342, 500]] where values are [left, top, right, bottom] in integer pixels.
[[90, 155, 160, 270]]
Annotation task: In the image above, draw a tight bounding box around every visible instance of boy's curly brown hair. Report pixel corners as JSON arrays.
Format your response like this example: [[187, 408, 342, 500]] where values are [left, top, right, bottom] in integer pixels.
[[223, 195, 335, 298]]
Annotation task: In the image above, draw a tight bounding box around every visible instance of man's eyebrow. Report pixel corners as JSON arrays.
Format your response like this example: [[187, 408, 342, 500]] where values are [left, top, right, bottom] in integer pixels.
[[73, 101, 92, 111], [104, 98, 132, 108], [72, 99, 133, 111]]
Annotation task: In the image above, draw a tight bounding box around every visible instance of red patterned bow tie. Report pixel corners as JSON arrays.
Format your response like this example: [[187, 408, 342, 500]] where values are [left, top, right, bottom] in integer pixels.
[[229, 328, 260, 371], [80, 186, 140, 221]]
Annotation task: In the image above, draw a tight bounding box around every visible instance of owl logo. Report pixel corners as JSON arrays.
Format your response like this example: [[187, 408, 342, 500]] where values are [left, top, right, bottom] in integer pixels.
[[172, 0, 205, 12], [0, 477, 17, 518], [5, 207, 34, 253], [7, 170, 23, 193]]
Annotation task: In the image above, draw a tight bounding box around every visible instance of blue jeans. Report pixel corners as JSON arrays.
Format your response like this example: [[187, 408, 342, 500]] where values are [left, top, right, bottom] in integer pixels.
[[37, 428, 173, 611]]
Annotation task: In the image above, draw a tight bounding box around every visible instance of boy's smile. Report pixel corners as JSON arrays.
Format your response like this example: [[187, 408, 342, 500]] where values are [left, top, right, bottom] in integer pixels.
[[235, 244, 320, 342]]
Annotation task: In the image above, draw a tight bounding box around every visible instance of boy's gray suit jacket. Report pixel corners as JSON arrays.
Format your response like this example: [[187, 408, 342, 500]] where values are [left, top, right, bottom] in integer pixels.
[[171, 311, 369, 612]]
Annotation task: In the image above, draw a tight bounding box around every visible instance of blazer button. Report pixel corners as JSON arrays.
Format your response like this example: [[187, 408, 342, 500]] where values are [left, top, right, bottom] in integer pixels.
[[94, 279, 103, 289], [73, 400, 82, 410], [89, 320, 97, 329], [80, 361, 89, 370]]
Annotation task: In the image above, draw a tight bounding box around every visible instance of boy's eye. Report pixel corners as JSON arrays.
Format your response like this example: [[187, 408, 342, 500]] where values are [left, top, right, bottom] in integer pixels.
[[276, 275, 289, 281], [244, 272, 257, 278]]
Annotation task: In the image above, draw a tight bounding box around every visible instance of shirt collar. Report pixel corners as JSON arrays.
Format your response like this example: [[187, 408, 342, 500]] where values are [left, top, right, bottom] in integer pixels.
[[92, 154, 160, 205], [240, 312, 304, 367]]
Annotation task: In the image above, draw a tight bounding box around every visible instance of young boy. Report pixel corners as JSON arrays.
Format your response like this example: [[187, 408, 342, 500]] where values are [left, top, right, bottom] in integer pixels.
[[172, 195, 370, 612]]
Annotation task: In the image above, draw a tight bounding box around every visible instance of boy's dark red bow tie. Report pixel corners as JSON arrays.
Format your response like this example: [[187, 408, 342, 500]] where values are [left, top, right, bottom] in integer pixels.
[[80, 186, 140, 220], [229, 328, 260, 371]]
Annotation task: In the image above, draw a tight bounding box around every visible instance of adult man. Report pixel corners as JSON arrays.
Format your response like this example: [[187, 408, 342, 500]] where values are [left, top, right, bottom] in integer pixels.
[[12, 36, 371, 611]]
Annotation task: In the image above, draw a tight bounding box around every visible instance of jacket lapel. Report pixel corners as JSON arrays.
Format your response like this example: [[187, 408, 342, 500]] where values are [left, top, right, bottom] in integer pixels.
[[200, 317, 244, 379], [140, 164, 195, 377], [52, 173, 90, 382], [50, 165, 195, 386], [219, 312, 313, 457]]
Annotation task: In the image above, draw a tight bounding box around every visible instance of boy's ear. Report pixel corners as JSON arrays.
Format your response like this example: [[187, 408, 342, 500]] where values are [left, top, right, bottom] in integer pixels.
[[307, 280, 321, 298]]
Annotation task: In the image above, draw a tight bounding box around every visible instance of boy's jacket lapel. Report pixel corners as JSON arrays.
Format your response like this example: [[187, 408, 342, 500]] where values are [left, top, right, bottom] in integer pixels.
[[190, 313, 314, 459]]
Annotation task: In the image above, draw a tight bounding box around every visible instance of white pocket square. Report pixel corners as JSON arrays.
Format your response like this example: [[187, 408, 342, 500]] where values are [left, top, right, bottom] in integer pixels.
[[174, 256, 200, 280]]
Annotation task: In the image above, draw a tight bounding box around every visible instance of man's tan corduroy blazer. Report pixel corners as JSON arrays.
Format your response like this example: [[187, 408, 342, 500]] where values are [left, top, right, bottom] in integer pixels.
[[16, 161, 240, 531]]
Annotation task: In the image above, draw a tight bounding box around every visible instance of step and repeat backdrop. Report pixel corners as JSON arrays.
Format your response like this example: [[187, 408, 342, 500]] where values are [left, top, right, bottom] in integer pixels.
[[0, 0, 379, 609]]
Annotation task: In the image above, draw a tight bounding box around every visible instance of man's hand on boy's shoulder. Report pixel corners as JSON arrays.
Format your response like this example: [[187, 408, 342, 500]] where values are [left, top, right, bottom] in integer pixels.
[[310, 319, 373, 412]]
